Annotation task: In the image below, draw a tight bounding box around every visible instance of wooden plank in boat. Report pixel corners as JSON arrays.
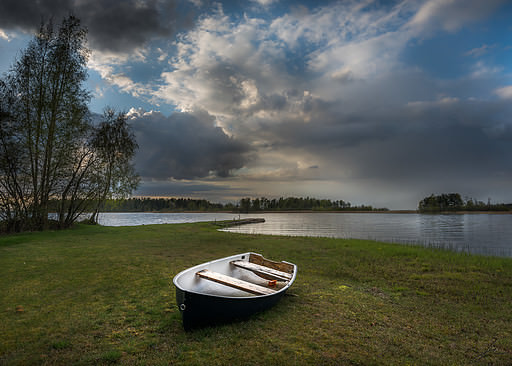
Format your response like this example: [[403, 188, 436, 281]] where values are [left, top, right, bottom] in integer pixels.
[[196, 269, 277, 295], [231, 260, 292, 281], [249, 253, 294, 274]]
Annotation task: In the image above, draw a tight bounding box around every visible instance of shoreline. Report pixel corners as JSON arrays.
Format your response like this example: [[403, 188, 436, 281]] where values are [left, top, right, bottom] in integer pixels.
[[96, 209, 512, 215]]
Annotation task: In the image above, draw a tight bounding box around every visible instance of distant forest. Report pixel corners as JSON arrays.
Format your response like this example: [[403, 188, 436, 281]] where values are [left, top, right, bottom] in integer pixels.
[[418, 193, 512, 212], [45, 194, 512, 214], [98, 197, 388, 213]]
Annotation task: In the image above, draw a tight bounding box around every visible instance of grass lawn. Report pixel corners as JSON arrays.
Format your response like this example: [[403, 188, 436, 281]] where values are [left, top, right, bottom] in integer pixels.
[[1, 222, 511, 365]]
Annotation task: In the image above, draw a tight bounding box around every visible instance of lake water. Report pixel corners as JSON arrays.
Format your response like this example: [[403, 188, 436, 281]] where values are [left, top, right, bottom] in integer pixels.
[[97, 212, 241, 226], [97, 212, 512, 258]]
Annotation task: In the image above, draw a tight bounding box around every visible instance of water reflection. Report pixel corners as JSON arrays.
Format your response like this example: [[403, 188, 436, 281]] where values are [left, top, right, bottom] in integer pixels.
[[221, 213, 512, 258], [97, 212, 242, 226], [95, 212, 512, 258]]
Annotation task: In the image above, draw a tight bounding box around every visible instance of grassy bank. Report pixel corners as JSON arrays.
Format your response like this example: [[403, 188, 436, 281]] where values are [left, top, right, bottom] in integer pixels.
[[1, 223, 511, 365]]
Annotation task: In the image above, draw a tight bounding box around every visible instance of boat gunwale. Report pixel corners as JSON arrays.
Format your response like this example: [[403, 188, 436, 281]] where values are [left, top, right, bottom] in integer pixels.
[[172, 252, 297, 300]]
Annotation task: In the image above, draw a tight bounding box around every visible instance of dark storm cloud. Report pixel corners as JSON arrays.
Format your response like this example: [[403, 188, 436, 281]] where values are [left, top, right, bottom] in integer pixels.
[[0, 0, 192, 52], [130, 109, 252, 180], [256, 94, 512, 186], [134, 180, 235, 197]]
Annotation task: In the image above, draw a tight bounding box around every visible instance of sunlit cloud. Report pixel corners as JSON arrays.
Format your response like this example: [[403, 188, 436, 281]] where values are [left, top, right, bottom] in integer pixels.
[[0, 29, 10, 41]]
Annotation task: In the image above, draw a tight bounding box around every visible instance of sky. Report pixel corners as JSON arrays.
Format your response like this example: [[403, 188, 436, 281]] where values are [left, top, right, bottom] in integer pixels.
[[1, 0, 511, 209]]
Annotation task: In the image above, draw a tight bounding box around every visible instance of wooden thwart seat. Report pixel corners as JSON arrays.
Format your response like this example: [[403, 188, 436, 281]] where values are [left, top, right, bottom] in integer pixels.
[[196, 269, 276, 296], [231, 260, 293, 282]]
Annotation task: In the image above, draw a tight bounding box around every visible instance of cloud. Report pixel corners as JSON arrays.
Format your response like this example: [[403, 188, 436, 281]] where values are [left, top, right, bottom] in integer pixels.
[[3, 0, 509, 208], [495, 85, 512, 100], [0, 0, 192, 53], [251, 0, 278, 6], [187, 0, 203, 7], [407, 0, 506, 34], [155, 2, 411, 125], [87, 49, 154, 99], [145, 1, 512, 207], [127, 108, 252, 180], [156, 47, 169, 62], [134, 179, 237, 199], [153, 6, 297, 120], [0, 29, 10, 41], [155, 0, 477, 120], [210, 64, 512, 207], [465, 44, 496, 57], [470, 61, 503, 79]]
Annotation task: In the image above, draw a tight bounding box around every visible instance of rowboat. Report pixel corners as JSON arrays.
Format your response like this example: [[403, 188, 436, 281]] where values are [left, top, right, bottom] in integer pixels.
[[172, 252, 297, 329]]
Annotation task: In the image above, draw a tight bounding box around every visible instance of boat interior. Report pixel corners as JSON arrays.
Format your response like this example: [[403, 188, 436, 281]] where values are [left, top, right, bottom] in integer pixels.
[[174, 252, 296, 298]]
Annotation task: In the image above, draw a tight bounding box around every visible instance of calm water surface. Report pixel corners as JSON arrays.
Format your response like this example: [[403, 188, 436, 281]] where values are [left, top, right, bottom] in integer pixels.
[[97, 212, 240, 226], [97, 212, 512, 257]]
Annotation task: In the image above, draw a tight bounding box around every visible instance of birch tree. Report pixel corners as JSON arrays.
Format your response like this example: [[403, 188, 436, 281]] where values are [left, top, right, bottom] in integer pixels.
[[89, 109, 139, 224], [0, 16, 138, 232]]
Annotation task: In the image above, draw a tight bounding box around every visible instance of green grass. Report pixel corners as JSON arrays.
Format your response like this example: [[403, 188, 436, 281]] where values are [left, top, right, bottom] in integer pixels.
[[1, 223, 511, 365]]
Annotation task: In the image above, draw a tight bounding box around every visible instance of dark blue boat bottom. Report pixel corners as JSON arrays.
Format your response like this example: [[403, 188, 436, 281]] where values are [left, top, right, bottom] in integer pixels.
[[176, 287, 285, 330]]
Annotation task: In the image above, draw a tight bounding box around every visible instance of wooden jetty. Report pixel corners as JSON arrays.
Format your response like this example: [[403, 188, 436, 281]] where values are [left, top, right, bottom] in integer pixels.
[[215, 218, 265, 228]]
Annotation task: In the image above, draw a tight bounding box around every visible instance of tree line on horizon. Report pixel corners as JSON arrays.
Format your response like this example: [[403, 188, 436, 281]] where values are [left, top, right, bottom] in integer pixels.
[[418, 193, 512, 213], [96, 196, 387, 213]]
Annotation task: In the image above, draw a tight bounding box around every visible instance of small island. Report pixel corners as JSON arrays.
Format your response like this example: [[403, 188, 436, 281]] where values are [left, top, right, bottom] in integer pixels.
[[418, 193, 512, 213]]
